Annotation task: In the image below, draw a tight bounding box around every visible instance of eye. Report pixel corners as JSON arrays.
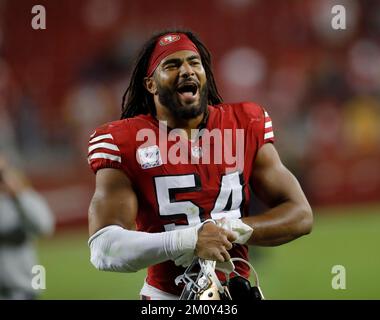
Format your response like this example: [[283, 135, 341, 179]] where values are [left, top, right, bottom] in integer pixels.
[[165, 64, 177, 70]]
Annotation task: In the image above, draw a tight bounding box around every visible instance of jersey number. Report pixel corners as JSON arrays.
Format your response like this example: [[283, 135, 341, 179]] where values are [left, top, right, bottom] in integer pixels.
[[154, 172, 243, 231]]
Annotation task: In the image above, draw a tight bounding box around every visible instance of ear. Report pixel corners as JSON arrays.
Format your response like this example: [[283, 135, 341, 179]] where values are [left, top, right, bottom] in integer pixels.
[[144, 76, 157, 95]]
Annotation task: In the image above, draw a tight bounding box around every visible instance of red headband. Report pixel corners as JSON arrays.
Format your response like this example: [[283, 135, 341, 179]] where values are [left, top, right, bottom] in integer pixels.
[[146, 33, 199, 77]]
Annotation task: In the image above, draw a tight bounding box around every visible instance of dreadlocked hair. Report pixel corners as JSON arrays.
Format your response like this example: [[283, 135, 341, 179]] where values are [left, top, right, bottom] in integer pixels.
[[121, 29, 223, 119]]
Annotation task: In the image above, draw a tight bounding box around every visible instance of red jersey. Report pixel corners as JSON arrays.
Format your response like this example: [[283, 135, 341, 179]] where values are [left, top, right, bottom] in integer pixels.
[[88, 102, 274, 295]]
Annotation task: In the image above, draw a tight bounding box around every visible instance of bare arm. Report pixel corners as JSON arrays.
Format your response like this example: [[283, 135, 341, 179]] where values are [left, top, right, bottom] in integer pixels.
[[88, 168, 138, 236], [242, 143, 313, 246]]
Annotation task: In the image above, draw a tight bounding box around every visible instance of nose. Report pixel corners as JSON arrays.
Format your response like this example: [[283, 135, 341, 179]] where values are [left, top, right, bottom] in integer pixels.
[[179, 62, 194, 78]]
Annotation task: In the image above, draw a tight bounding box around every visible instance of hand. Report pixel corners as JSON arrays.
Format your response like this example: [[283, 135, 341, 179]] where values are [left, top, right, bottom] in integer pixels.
[[195, 221, 237, 263], [0, 156, 29, 197]]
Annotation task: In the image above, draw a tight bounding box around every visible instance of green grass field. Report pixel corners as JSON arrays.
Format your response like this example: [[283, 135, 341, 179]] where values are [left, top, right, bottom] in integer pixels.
[[37, 204, 380, 300]]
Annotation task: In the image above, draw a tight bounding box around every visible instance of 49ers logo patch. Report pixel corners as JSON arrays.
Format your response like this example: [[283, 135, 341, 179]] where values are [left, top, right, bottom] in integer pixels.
[[159, 34, 180, 46]]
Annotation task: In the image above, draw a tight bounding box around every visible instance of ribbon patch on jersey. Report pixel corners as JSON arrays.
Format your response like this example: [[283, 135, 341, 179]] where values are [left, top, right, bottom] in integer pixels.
[[137, 145, 162, 169]]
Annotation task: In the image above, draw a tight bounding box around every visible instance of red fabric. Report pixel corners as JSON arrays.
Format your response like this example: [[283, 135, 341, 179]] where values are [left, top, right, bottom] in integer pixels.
[[147, 33, 199, 76], [88, 102, 274, 296]]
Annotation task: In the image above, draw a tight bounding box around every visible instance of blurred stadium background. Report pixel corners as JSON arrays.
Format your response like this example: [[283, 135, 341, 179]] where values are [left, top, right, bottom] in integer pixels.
[[1, 0, 379, 299]]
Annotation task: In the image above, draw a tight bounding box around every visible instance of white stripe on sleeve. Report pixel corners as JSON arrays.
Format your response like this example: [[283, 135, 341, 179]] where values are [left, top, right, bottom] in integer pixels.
[[264, 121, 272, 129], [264, 131, 274, 140], [88, 153, 121, 163], [89, 134, 114, 144], [88, 142, 120, 153]]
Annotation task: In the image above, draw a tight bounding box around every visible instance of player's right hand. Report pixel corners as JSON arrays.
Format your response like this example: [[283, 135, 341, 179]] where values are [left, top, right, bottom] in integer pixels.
[[195, 221, 237, 263]]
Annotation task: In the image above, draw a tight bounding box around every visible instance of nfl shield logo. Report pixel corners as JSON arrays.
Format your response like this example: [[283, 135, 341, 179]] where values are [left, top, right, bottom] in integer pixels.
[[137, 145, 162, 169]]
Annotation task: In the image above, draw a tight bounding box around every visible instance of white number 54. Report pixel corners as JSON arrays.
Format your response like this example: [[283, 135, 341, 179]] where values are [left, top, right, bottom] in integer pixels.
[[154, 172, 243, 231]]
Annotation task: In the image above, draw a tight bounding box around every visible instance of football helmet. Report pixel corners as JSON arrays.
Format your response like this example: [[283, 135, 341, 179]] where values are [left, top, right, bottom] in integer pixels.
[[175, 257, 265, 300]]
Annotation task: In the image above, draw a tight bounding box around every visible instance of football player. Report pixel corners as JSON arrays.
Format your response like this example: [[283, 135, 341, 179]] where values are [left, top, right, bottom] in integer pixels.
[[87, 29, 313, 300]]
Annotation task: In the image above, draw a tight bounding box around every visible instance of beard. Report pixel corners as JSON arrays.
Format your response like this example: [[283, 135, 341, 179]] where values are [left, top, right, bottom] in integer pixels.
[[157, 83, 208, 120]]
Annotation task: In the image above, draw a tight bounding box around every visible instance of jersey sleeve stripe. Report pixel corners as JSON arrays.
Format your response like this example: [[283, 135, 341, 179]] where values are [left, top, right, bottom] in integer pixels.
[[89, 133, 114, 144], [264, 131, 274, 140], [264, 111, 269, 117], [264, 120, 272, 129], [88, 153, 121, 163], [88, 142, 120, 153]]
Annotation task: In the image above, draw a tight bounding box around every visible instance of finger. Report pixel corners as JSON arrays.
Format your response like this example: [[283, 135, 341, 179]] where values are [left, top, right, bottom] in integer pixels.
[[220, 248, 231, 262], [214, 250, 225, 263], [224, 229, 238, 242], [222, 236, 233, 250]]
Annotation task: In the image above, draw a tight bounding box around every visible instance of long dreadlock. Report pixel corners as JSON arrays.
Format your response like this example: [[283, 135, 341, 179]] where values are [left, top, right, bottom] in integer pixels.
[[120, 29, 223, 119]]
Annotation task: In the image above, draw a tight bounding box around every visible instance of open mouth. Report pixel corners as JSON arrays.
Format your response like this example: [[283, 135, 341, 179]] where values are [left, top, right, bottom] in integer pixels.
[[176, 82, 199, 100]]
